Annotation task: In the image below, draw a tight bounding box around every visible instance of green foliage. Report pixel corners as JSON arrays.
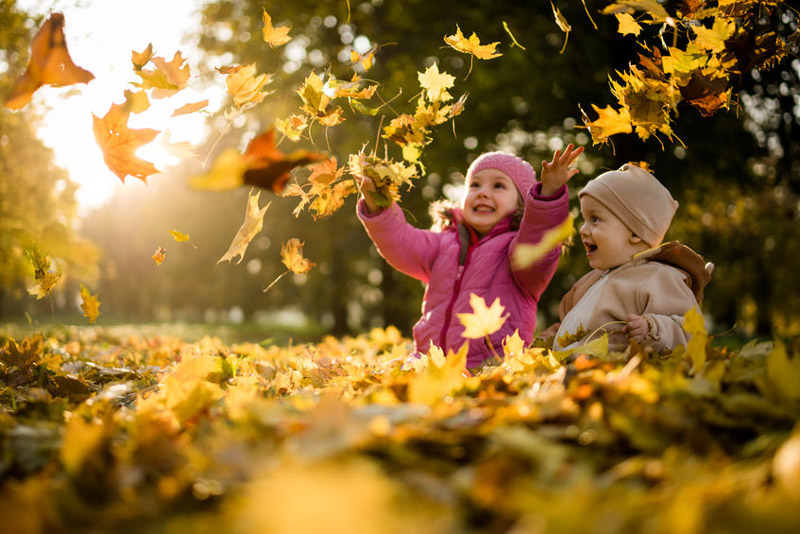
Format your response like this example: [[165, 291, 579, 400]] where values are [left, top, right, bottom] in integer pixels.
[[1, 327, 800, 532]]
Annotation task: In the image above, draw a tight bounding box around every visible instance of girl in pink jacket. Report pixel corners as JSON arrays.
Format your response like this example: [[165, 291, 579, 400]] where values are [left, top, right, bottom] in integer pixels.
[[357, 146, 583, 368]]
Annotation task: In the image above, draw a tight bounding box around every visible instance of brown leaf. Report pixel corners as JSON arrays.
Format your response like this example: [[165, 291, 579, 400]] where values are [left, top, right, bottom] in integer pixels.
[[242, 128, 326, 194], [4, 12, 94, 110]]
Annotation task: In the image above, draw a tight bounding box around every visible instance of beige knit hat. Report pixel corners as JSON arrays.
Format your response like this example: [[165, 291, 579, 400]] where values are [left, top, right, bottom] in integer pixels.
[[578, 164, 678, 247]]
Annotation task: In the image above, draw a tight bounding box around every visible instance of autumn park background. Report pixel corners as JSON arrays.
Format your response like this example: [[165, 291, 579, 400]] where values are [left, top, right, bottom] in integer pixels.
[[2, 1, 800, 533]]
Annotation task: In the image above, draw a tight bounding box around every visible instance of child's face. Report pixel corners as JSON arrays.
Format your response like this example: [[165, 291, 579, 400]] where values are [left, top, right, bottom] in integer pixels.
[[462, 169, 520, 236], [579, 196, 648, 270]]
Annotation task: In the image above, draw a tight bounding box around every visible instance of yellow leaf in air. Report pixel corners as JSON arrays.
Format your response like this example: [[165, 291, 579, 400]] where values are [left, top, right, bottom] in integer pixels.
[[123, 89, 150, 113], [458, 293, 508, 339], [79, 283, 101, 324], [152, 246, 166, 265], [444, 25, 502, 60], [26, 247, 61, 299], [583, 104, 633, 145], [218, 191, 270, 264], [190, 148, 248, 191], [615, 13, 642, 36], [281, 238, 314, 274], [172, 99, 209, 117], [131, 43, 154, 70], [262, 8, 292, 47], [224, 63, 272, 108], [168, 229, 190, 242], [512, 215, 574, 270], [149, 51, 190, 98], [276, 114, 309, 142], [418, 63, 455, 103], [551, 2, 571, 53], [683, 307, 708, 371]]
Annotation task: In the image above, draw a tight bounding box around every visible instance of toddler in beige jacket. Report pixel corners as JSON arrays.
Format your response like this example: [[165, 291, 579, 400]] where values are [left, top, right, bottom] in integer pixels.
[[547, 164, 712, 353]]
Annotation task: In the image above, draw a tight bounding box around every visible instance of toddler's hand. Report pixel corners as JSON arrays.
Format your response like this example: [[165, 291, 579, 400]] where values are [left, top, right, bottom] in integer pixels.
[[624, 314, 651, 343], [540, 143, 584, 196]]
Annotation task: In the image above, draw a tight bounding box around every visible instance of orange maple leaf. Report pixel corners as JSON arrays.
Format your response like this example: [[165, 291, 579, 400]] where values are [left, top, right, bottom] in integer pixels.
[[93, 102, 160, 182], [152, 246, 166, 265], [4, 12, 94, 110], [262, 8, 292, 48], [281, 238, 314, 274], [242, 128, 326, 193]]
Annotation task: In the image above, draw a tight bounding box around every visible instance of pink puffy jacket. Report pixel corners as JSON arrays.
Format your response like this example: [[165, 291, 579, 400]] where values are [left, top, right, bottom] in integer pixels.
[[358, 183, 568, 368]]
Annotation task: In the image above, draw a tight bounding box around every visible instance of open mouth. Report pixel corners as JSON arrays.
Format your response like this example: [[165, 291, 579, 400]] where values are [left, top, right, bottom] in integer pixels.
[[584, 242, 597, 254], [473, 205, 494, 213]]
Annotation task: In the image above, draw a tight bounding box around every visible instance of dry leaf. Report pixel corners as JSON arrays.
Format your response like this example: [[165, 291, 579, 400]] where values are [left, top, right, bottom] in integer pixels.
[[92, 102, 160, 182], [152, 247, 166, 265], [281, 238, 314, 274], [79, 284, 101, 324], [262, 8, 292, 47], [4, 12, 94, 110], [457, 293, 508, 339], [218, 191, 270, 264]]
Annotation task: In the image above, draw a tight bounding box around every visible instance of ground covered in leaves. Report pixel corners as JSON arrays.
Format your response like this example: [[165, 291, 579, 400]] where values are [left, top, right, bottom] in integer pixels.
[[1, 325, 799, 534]]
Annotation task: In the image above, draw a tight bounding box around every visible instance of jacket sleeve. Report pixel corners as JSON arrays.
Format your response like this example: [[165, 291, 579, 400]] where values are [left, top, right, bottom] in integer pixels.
[[357, 199, 442, 283], [509, 183, 569, 299], [637, 266, 699, 352]]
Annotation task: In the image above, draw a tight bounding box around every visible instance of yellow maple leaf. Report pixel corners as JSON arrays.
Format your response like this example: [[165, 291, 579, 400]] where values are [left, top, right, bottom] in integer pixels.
[[223, 63, 272, 109], [458, 293, 508, 339], [123, 89, 150, 114], [281, 238, 314, 274], [276, 114, 309, 142], [615, 12, 642, 36], [443, 25, 501, 78], [582, 104, 633, 145], [407, 343, 468, 405], [79, 283, 101, 324], [418, 63, 455, 103], [512, 215, 574, 270], [131, 43, 154, 70], [149, 51, 190, 98], [218, 191, 270, 264], [262, 8, 292, 48]]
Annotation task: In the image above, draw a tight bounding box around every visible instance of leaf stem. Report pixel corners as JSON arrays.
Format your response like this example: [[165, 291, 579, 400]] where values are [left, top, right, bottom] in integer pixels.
[[263, 270, 290, 293]]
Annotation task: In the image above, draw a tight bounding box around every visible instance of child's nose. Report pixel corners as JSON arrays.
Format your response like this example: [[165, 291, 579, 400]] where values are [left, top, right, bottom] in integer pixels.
[[579, 222, 589, 235]]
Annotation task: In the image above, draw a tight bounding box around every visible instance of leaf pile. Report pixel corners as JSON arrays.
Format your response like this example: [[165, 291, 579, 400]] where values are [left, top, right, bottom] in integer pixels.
[[2, 327, 799, 533]]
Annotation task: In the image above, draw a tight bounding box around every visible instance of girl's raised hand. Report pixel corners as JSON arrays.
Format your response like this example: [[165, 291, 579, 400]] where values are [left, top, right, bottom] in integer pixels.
[[540, 143, 584, 196], [356, 174, 381, 214]]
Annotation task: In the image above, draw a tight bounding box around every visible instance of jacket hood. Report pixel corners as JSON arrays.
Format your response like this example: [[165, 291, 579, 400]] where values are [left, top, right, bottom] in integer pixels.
[[633, 241, 713, 302]]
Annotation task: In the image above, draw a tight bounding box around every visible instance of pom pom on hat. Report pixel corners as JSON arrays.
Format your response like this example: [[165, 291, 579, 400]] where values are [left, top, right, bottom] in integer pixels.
[[579, 164, 678, 247], [465, 151, 536, 196]]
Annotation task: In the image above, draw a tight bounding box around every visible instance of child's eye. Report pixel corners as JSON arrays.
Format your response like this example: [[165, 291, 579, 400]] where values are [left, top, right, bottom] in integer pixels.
[[493, 182, 506, 189]]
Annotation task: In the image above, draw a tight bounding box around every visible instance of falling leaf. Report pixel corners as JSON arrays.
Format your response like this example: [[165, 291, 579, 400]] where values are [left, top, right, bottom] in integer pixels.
[[582, 104, 633, 146], [121, 89, 150, 114], [242, 128, 326, 193], [172, 99, 209, 117], [457, 293, 508, 339], [281, 238, 314, 274], [444, 25, 501, 78], [192, 129, 323, 193], [26, 247, 61, 300], [131, 43, 154, 70], [4, 12, 94, 110], [615, 13, 643, 36], [218, 191, 270, 264], [297, 71, 344, 125], [262, 8, 292, 47], [168, 230, 190, 242], [275, 114, 309, 142], [92, 102, 160, 182], [222, 63, 272, 109], [350, 44, 378, 71], [152, 246, 166, 265], [150, 52, 190, 98], [79, 284, 101, 324], [512, 215, 574, 269], [418, 63, 455, 103], [502, 21, 527, 50], [551, 2, 571, 54]]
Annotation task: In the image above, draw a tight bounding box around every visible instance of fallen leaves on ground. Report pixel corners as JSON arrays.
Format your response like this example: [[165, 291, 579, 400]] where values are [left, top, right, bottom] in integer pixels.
[[0, 324, 798, 533]]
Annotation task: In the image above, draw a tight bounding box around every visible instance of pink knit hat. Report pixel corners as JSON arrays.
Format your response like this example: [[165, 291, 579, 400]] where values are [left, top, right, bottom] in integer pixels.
[[465, 151, 536, 196], [579, 164, 678, 247]]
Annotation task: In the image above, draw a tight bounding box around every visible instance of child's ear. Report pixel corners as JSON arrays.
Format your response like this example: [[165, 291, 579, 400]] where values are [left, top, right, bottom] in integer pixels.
[[628, 233, 643, 244]]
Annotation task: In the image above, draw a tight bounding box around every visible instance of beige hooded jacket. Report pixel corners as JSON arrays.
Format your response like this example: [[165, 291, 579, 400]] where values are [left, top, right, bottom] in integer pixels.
[[551, 241, 712, 353]]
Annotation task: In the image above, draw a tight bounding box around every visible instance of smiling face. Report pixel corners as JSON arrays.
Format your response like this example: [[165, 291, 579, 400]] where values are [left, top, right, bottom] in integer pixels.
[[462, 169, 521, 236], [578, 195, 649, 270]]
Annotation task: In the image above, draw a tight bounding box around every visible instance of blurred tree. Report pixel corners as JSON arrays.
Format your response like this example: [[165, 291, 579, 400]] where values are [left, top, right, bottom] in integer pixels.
[[0, 0, 98, 318]]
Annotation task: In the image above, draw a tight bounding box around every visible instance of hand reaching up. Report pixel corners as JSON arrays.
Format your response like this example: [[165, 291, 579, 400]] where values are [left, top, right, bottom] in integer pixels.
[[540, 144, 584, 196], [356, 174, 381, 214]]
